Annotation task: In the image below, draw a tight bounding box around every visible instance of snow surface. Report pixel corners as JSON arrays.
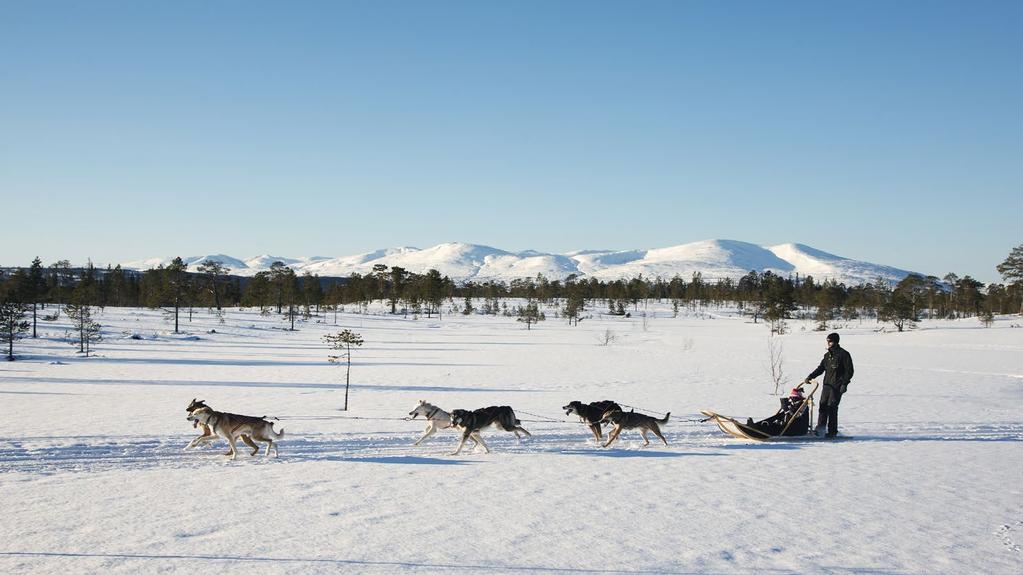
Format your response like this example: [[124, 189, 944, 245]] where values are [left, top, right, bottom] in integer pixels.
[[120, 239, 917, 285], [2, 304, 1021, 574]]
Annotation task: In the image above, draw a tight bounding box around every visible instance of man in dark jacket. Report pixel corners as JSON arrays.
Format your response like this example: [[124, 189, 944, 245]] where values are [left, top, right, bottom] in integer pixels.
[[804, 332, 854, 438]]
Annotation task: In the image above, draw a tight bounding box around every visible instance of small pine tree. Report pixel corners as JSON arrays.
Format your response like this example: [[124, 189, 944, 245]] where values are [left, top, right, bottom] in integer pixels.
[[879, 289, 918, 332], [0, 300, 30, 361], [65, 301, 101, 356], [324, 330, 364, 411], [516, 302, 544, 330], [979, 308, 995, 328], [164, 257, 189, 333], [26, 257, 45, 338]]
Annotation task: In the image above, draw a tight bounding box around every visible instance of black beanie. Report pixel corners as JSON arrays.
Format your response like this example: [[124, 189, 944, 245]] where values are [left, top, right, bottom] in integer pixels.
[[827, 332, 840, 343]]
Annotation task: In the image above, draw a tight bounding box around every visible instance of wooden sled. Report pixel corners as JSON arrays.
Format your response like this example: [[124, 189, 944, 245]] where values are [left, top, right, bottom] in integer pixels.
[[702, 380, 819, 442]]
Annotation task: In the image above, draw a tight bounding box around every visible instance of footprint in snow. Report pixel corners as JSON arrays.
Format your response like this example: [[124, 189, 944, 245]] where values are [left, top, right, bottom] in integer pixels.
[[997, 521, 1023, 553]]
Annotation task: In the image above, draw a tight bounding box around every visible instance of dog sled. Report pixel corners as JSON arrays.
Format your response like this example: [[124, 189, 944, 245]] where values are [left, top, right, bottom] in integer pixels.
[[702, 380, 819, 441]]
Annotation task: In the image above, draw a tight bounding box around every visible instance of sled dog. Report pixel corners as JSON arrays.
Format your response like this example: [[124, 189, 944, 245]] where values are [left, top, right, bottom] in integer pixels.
[[187, 406, 284, 459], [563, 400, 621, 441], [184, 398, 258, 452], [600, 408, 670, 448], [448, 405, 531, 455], [408, 400, 454, 446]]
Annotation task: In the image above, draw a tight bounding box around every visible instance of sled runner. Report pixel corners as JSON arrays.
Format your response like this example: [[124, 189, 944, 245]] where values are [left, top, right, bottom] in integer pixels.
[[702, 380, 819, 442]]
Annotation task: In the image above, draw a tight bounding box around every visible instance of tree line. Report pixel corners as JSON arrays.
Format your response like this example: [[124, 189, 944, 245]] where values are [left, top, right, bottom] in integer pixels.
[[3, 246, 1022, 359]]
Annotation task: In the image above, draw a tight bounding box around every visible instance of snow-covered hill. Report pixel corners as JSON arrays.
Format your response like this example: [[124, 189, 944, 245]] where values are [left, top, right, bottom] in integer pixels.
[[123, 239, 917, 285]]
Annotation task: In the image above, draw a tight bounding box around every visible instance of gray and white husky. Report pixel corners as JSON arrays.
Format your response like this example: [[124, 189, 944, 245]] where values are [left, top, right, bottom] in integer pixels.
[[408, 400, 454, 446]]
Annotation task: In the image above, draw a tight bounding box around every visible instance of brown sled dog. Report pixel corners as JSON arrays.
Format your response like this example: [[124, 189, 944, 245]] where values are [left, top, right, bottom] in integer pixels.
[[563, 400, 621, 441], [186, 405, 284, 459], [600, 409, 670, 448], [184, 398, 259, 452]]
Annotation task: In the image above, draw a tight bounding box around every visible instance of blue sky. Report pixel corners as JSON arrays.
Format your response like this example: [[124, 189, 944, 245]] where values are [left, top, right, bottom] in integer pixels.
[[1, 0, 1019, 282]]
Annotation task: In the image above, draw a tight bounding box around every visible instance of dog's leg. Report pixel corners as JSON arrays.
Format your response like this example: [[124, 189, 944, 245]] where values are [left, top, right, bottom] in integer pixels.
[[264, 440, 273, 458], [590, 424, 602, 442], [195, 429, 216, 449], [413, 423, 436, 446], [450, 429, 471, 455], [242, 435, 259, 456], [226, 436, 238, 460], [514, 426, 531, 439], [651, 424, 668, 445], [641, 429, 651, 446], [473, 432, 490, 454], [185, 426, 215, 450], [603, 426, 622, 448]]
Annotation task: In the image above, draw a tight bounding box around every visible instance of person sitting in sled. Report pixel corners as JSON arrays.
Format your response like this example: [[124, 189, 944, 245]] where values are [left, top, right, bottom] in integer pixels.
[[745, 386, 810, 436]]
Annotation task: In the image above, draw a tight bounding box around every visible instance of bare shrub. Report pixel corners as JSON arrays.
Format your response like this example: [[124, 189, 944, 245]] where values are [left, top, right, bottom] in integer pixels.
[[767, 335, 788, 395]]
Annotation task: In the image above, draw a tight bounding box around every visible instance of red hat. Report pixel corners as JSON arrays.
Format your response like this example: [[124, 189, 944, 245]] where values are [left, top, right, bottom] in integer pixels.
[[790, 387, 804, 397]]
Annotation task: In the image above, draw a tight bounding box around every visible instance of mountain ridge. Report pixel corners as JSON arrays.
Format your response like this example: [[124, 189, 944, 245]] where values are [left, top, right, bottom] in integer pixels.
[[122, 240, 917, 285]]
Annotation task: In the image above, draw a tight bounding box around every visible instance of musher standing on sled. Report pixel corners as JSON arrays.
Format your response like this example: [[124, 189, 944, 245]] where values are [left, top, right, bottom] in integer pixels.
[[804, 332, 854, 437]]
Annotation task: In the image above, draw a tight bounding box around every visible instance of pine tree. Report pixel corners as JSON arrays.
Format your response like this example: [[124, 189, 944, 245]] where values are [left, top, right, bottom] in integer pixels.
[[979, 307, 995, 328], [164, 257, 189, 333], [516, 301, 544, 330], [423, 269, 445, 319], [244, 271, 273, 313], [282, 270, 300, 330], [24, 257, 45, 337], [49, 259, 72, 318], [762, 272, 796, 333], [65, 296, 101, 356], [196, 260, 228, 311], [879, 287, 918, 332], [563, 288, 584, 326], [303, 272, 324, 315], [997, 245, 1023, 315], [268, 261, 292, 314], [387, 267, 408, 314], [324, 330, 364, 411], [0, 299, 30, 361]]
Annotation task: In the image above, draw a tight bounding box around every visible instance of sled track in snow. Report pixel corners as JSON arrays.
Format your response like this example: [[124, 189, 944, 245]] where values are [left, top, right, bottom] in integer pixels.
[[2, 422, 1021, 474]]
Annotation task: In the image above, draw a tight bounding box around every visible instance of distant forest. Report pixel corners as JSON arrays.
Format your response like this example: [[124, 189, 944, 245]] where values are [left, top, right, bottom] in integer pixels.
[[2, 246, 1022, 339]]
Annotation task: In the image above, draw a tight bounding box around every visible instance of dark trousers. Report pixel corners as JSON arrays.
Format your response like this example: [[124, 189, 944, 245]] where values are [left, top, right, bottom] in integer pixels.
[[816, 385, 843, 435]]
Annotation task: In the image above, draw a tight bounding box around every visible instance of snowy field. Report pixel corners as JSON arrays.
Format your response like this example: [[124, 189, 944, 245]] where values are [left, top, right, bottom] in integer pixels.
[[1, 303, 1021, 575]]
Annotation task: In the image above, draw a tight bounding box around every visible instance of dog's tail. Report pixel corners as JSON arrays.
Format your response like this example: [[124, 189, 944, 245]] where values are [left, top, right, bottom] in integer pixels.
[[658, 412, 671, 424], [269, 425, 284, 440]]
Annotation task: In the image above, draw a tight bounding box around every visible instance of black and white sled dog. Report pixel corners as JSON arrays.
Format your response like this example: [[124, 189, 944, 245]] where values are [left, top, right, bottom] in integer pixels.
[[408, 400, 454, 446], [563, 400, 621, 441], [184, 398, 258, 452], [187, 405, 284, 459], [600, 408, 670, 448], [448, 406, 531, 455]]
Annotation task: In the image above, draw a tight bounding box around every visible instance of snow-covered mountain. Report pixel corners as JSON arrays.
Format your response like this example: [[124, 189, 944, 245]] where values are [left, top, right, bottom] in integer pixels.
[[122, 240, 917, 285]]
